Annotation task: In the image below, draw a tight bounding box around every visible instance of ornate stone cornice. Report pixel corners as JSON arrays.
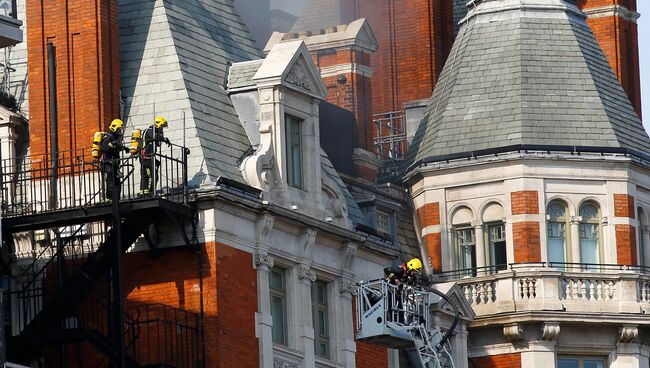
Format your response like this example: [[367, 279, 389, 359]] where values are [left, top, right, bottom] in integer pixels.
[[541, 322, 560, 342]]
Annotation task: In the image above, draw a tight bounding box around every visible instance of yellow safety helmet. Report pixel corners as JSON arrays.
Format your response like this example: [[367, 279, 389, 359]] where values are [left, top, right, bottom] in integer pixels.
[[406, 258, 423, 272], [154, 116, 168, 129], [109, 119, 124, 133]]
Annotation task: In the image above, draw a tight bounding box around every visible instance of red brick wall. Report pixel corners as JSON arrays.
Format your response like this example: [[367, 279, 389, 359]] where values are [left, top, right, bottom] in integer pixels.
[[513, 222, 541, 263], [417, 202, 441, 227], [578, 0, 641, 117], [27, 0, 121, 160], [355, 0, 454, 115], [614, 194, 635, 218], [352, 300, 388, 368], [124, 242, 259, 367], [511, 191, 539, 215], [471, 353, 522, 368], [616, 224, 638, 265], [423, 232, 442, 272]]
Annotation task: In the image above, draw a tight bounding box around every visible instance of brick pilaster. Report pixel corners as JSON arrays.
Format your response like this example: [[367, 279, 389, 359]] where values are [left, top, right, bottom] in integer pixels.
[[510, 191, 541, 262], [417, 202, 442, 272], [471, 353, 522, 368]]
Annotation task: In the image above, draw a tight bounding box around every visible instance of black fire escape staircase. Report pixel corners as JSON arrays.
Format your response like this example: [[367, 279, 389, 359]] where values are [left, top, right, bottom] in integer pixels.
[[0, 146, 197, 367]]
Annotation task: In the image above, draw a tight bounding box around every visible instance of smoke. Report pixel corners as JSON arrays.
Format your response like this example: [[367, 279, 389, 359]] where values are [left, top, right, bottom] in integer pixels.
[[270, 0, 308, 16]]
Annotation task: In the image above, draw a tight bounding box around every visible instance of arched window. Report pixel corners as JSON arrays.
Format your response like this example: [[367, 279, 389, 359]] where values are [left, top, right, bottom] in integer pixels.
[[452, 207, 475, 272], [483, 203, 507, 271], [547, 201, 568, 265], [579, 202, 600, 266]]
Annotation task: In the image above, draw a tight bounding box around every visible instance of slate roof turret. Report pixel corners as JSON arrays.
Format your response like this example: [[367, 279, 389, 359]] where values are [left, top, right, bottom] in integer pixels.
[[407, 0, 650, 170]]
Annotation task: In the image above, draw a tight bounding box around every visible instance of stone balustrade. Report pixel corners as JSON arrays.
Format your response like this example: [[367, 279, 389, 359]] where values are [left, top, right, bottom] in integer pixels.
[[455, 266, 650, 316]]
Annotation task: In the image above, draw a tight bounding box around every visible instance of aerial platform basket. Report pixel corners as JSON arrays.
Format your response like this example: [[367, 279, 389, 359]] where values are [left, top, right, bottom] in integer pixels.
[[355, 279, 455, 368]]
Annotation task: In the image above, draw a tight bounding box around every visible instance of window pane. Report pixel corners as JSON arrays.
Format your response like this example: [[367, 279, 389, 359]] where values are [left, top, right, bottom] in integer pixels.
[[548, 202, 567, 218], [488, 224, 507, 270], [558, 359, 579, 368], [580, 238, 599, 264], [580, 204, 599, 220], [377, 210, 391, 234], [584, 360, 605, 368], [548, 238, 566, 263], [270, 270, 283, 290], [285, 115, 302, 188], [271, 295, 286, 344], [318, 311, 326, 336]]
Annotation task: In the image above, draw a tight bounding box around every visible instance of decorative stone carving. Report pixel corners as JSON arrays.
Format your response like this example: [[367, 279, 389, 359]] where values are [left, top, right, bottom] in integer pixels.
[[273, 359, 298, 368], [619, 325, 639, 343], [339, 280, 357, 297], [255, 214, 274, 250], [569, 216, 583, 225], [541, 322, 560, 341], [297, 266, 317, 282], [254, 253, 274, 269], [301, 228, 317, 259], [503, 324, 524, 342], [601, 216, 609, 226], [341, 242, 358, 272], [240, 122, 274, 192], [321, 172, 350, 223], [284, 62, 311, 91]]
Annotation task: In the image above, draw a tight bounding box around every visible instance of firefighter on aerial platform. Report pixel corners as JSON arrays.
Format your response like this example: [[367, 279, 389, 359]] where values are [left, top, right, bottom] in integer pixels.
[[384, 258, 423, 288], [94, 119, 129, 203], [139, 116, 171, 196], [384, 258, 423, 323]]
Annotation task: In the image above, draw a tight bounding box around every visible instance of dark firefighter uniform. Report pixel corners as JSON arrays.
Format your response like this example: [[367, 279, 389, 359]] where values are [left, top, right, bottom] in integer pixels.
[[139, 116, 170, 196], [100, 119, 129, 201]]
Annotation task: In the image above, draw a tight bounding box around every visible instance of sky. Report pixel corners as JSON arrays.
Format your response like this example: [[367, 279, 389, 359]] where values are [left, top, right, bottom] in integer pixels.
[[640, 2, 650, 133]]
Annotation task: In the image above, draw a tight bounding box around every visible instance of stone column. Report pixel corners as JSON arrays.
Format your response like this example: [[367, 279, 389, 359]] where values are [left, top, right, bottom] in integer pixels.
[[255, 253, 275, 368], [570, 216, 582, 269], [337, 278, 357, 368], [254, 215, 275, 368], [474, 222, 486, 274], [296, 266, 317, 368]]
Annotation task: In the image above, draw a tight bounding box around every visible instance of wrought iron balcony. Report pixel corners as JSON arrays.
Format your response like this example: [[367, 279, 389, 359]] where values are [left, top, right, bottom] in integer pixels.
[[436, 263, 650, 321]]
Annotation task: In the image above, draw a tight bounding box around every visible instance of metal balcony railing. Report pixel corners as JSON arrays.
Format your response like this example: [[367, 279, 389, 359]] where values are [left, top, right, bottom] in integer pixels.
[[0, 144, 189, 218]]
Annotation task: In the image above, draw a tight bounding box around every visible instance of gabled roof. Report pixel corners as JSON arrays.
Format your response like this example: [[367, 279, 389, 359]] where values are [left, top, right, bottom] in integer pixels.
[[407, 0, 650, 170], [119, 0, 261, 184]]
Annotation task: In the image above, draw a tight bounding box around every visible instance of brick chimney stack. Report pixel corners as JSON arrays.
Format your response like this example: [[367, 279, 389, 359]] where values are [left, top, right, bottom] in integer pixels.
[[578, 0, 641, 118]]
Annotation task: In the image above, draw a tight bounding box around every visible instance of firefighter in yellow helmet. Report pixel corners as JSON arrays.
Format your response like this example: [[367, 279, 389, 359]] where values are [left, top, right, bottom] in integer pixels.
[[99, 119, 129, 202], [139, 116, 171, 196], [384, 258, 422, 288]]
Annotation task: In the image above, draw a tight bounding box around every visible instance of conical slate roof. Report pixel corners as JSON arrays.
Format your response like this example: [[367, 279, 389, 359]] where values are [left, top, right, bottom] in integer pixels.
[[120, 0, 261, 184], [408, 0, 650, 168]]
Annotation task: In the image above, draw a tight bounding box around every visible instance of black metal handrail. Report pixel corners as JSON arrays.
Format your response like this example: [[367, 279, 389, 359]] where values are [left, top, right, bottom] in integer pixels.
[[0, 144, 190, 218], [126, 303, 201, 368]]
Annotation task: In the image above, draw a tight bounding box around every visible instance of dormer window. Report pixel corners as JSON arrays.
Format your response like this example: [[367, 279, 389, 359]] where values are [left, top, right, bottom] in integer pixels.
[[285, 114, 303, 188]]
